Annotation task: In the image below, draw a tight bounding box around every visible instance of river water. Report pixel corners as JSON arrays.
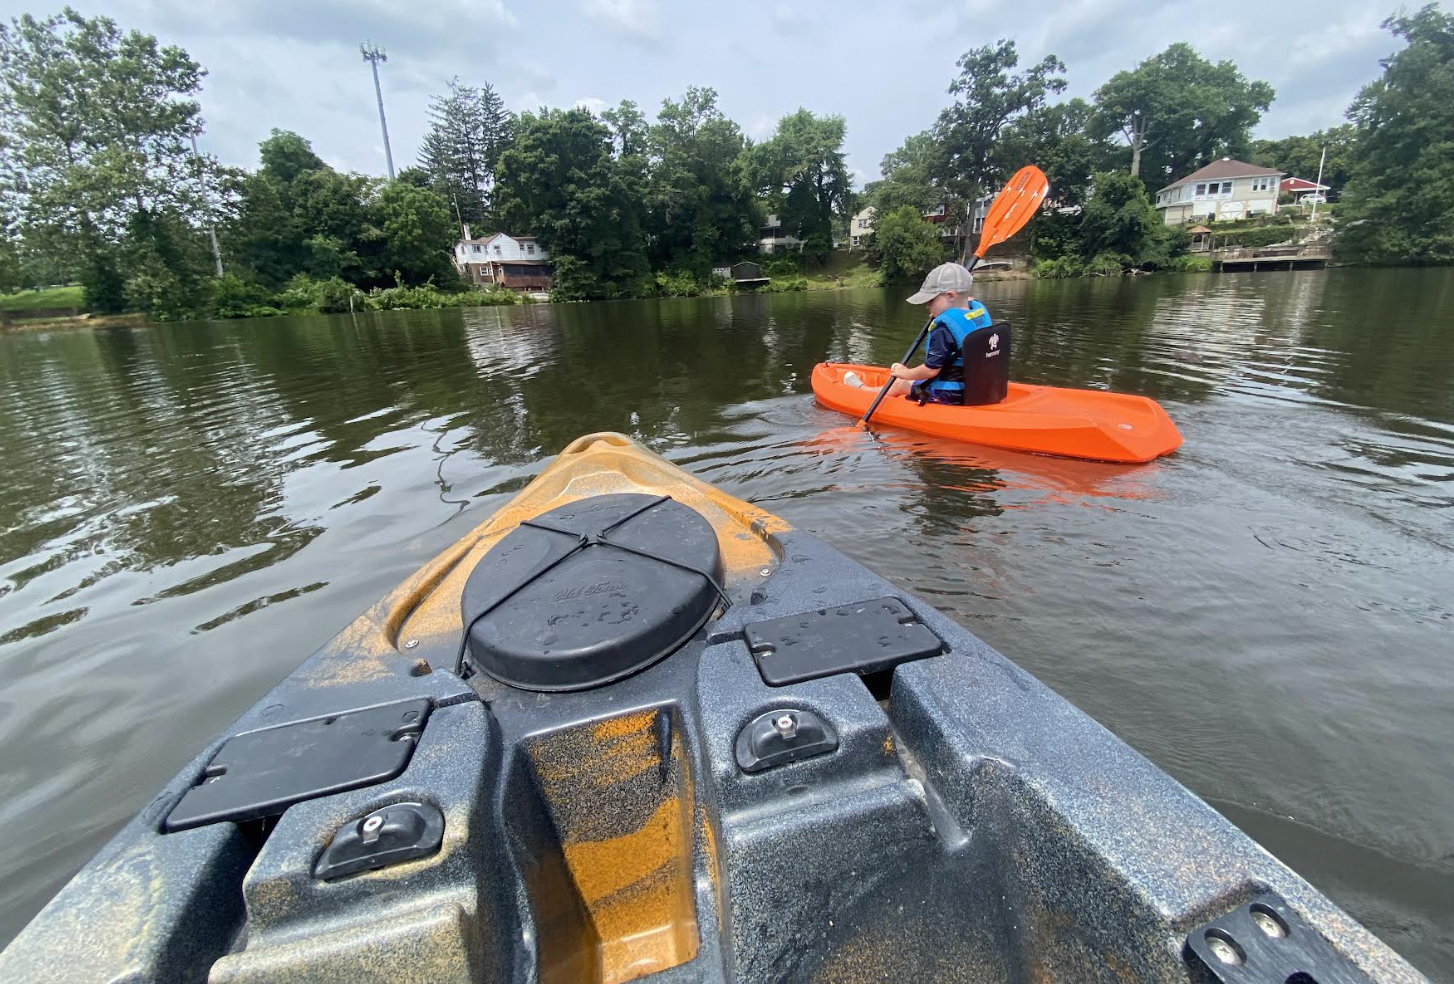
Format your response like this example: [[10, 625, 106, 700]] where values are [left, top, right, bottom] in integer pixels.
[[1, 270, 1451, 975]]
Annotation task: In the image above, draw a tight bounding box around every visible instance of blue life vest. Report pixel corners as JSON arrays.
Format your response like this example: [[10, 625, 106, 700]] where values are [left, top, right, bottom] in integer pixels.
[[927, 303, 992, 392]]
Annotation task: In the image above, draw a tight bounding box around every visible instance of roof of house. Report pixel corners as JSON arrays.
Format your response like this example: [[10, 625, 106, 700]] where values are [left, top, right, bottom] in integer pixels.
[[1159, 158, 1283, 192], [1188, 225, 1213, 234], [458, 232, 539, 245], [1281, 177, 1330, 191]]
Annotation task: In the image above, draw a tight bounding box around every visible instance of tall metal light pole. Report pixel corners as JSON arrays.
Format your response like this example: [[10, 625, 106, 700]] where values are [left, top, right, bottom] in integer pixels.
[[360, 41, 395, 180], [189, 131, 224, 277]]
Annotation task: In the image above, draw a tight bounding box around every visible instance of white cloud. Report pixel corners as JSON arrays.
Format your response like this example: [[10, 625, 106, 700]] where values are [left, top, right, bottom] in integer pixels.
[[46, 0, 1401, 183], [578, 0, 661, 44], [575, 96, 609, 114], [747, 113, 777, 140], [773, 3, 802, 28]]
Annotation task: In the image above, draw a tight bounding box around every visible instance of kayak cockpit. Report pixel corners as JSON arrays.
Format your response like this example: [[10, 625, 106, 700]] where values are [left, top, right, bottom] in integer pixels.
[[0, 434, 1417, 984]]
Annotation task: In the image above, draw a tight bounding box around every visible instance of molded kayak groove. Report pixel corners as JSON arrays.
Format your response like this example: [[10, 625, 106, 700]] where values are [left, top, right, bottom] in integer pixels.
[[0, 433, 1423, 984], [812, 361, 1184, 463]]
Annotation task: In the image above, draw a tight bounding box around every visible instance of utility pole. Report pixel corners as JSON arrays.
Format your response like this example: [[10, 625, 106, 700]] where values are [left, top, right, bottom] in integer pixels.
[[360, 42, 395, 180], [1311, 145, 1327, 225], [190, 131, 225, 277]]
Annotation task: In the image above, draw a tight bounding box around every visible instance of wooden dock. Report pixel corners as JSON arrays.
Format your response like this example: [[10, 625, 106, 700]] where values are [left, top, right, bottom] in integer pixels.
[[1213, 243, 1331, 272]]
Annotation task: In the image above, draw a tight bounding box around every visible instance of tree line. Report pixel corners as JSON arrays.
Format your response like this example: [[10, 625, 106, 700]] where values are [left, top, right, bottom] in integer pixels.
[[1, 5, 1450, 320], [0, 9, 851, 314], [864, 5, 1453, 276]]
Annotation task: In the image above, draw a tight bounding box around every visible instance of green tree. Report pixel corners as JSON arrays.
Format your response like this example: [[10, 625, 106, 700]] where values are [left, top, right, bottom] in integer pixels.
[[995, 98, 1114, 209], [417, 79, 512, 233], [644, 87, 758, 276], [746, 109, 851, 262], [226, 131, 324, 285], [868, 205, 945, 282], [0, 198, 21, 292], [227, 170, 299, 285], [1091, 43, 1274, 183], [933, 39, 1066, 253], [869, 131, 947, 217], [1251, 125, 1356, 192], [393, 166, 433, 189], [372, 182, 455, 285], [225, 130, 384, 288], [257, 128, 325, 185], [603, 99, 649, 158], [122, 207, 212, 319], [1077, 171, 1167, 268], [292, 168, 374, 279], [1338, 5, 1454, 265], [495, 107, 649, 299], [0, 8, 219, 312]]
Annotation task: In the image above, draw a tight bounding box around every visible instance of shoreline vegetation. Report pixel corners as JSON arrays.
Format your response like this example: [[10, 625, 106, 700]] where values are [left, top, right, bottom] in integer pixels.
[[0, 256, 1040, 333], [1, 7, 1449, 331]]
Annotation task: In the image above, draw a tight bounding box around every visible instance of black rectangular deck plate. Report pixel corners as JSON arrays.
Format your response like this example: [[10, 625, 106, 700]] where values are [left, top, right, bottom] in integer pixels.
[[745, 597, 943, 686], [1183, 892, 1372, 983], [165, 699, 431, 832]]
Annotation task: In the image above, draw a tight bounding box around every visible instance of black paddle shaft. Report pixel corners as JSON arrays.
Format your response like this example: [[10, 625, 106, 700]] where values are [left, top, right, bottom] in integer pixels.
[[860, 255, 982, 426]]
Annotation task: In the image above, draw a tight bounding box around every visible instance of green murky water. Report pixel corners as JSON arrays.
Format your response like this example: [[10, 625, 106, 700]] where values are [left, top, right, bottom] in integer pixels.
[[1, 269, 1451, 975]]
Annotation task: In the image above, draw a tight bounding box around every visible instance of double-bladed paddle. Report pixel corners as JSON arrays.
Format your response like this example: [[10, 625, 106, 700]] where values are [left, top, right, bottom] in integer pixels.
[[860, 165, 1050, 427]]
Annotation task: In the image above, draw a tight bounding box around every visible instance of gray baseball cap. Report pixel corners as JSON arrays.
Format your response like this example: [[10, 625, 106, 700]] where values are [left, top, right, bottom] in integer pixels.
[[906, 263, 974, 304]]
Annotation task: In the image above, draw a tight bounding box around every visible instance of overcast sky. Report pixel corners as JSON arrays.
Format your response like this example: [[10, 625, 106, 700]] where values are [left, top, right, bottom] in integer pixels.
[[3, 0, 1440, 183]]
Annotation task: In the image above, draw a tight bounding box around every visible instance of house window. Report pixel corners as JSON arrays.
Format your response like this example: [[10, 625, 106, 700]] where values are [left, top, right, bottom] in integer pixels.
[[471, 244, 481, 253], [527, 243, 535, 255], [1251, 177, 1272, 192], [494, 245, 501, 254], [1194, 183, 1206, 197], [857, 219, 869, 229]]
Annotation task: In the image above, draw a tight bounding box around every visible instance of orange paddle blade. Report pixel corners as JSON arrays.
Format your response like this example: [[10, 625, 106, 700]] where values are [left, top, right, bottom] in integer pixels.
[[973, 165, 1049, 259]]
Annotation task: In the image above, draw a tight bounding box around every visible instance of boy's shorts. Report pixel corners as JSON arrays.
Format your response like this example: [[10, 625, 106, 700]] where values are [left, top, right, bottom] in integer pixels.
[[910, 382, 963, 406]]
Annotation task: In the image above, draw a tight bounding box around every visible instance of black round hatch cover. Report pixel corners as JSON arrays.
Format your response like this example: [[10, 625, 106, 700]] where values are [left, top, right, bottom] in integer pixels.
[[460, 493, 724, 691]]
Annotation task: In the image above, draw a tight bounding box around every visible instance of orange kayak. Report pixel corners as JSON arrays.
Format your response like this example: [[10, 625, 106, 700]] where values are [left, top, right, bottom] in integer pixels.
[[811, 362, 1183, 463]]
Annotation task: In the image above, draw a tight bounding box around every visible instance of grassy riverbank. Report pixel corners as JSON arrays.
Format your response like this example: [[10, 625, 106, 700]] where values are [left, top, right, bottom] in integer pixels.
[[0, 285, 85, 311]]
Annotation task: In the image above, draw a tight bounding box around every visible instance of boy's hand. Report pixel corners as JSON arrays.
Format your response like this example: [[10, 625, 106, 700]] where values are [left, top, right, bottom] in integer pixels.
[[890, 362, 908, 378]]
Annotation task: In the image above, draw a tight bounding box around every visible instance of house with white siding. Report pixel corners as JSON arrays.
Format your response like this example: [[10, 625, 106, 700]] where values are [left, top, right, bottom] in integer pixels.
[[454, 228, 553, 291], [848, 207, 876, 249], [757, 214, 804, 254], [1155, 158, 1285, 225]]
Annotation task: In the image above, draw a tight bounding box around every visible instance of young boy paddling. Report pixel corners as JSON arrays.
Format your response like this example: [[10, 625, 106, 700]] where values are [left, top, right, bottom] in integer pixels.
[[885, 262, 992, 405]]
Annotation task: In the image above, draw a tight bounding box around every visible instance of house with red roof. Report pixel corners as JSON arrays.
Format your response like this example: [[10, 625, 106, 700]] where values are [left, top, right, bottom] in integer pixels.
[[1153, 158, 1285, 225], [1280, 176, 1331, 202]]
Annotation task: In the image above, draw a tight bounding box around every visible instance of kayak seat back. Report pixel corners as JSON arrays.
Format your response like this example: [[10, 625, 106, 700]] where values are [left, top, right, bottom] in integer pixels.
[[957, 321, 1011, 406]]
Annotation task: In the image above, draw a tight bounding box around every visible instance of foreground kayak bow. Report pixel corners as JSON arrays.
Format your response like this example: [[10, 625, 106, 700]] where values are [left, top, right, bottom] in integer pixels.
[[0, 434, 1423, 984]]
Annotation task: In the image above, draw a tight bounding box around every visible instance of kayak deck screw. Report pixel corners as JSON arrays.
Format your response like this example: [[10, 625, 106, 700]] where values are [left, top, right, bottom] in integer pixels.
[[403, 639, 419, 650], [774, 713, 798, 740], [759, 568, 771, 577], [1204, 931, 1244, 965], [362, 815, 384, 834], [1250, 909, 1286, 938]]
